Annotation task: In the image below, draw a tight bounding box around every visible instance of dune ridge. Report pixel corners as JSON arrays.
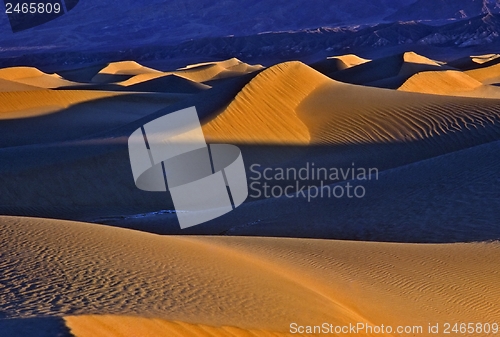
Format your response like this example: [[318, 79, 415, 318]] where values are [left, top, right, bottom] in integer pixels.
[[202, 61, 330, 144], [203, 61, 500, 149]]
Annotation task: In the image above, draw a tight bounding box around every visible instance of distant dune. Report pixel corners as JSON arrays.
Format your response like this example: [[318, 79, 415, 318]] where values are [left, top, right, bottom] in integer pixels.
[[311, 54, 369, 74], [1, 216, 499, 337], [465, 61, 500, 84], [0, 66, 78, 88], [396, 70, 500, 97], [331, 52, 444, 87], [172, 58, 264, 83]]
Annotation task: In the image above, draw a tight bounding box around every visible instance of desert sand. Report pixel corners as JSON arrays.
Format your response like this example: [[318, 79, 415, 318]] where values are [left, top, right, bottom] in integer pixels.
[[1, 216, 499, 337], [1, 54, 500, 337]]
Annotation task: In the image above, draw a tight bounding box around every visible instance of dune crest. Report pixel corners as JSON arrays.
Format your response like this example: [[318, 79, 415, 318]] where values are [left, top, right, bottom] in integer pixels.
[[202, 61, 331, 144], [203, 60, 500, 147], [0, 66, 77, 88], [331, 54, 370, 68]]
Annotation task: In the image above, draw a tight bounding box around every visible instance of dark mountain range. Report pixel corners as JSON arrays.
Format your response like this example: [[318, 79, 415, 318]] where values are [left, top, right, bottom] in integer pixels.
[[4, 13, 500, 70], [0, 0, 413, 54], [387, 0, 500, 21]]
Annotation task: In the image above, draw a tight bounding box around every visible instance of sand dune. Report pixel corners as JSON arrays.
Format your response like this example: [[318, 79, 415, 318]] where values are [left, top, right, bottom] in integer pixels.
[[310, 54, 369, 74], [398, 70, 500, 98], [331, 51, 444, 86], [202, 61, 330, 144], [0, 67, 78, 88], [203, 61, 500, 147], [333, 54, 370, 68], [89, 58, 262, 86], [448, 54, 500, 70], [1, 216, 499, 337], [119, 74, 211, 93], [0, 78, 44, 92], [91, 61, 162, 83], [465, 61, 500, 84], [173, 58, 264, 82], [398, 70, 481, 94]]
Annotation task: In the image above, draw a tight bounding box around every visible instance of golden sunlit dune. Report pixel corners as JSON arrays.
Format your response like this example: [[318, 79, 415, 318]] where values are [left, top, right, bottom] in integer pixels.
[[1, 53, 500, 337], [1, 216, 499, 337], [173, 57, 264, 82], [398, 70, 482, 94], [0, 66, 79, 88], [97, 61, 161, 76], [311, 54, 369, 75], [331, 54, 370, 68], [0, 78, 43, 92], [203, 61, 500, 147], [398, 70, 500, 98], [202, 61, 330, 144], [465, 62, 500, 84], [91, 61, 162, 83]]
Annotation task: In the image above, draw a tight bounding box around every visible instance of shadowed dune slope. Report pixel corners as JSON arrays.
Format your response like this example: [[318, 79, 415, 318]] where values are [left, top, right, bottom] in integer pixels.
[[448, 54, 500, 70], [0, 90, 125, 120], [1, 216, 499, 336], [123, 74, 211, 93]]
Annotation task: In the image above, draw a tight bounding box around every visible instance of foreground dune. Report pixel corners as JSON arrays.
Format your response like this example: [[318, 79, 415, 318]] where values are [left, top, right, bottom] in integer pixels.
[[1, 216, 499, 337], [65, 316, 296, 337]]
